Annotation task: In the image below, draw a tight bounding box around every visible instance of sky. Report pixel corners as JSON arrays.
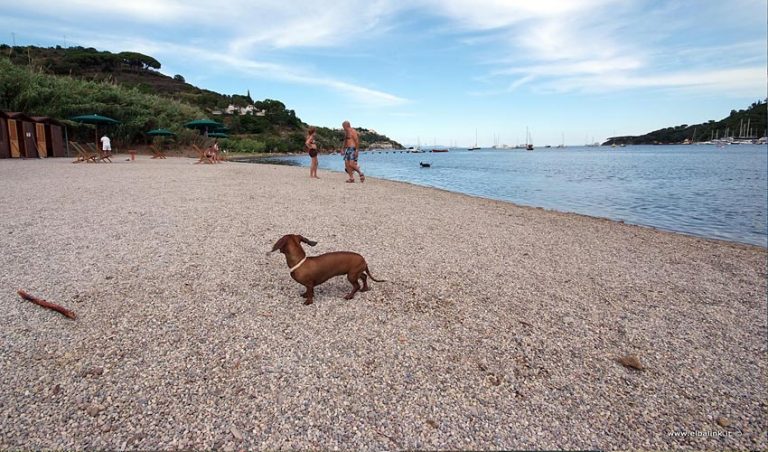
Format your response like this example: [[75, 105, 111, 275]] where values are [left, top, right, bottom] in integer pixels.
[[2, 0, 766, 147]]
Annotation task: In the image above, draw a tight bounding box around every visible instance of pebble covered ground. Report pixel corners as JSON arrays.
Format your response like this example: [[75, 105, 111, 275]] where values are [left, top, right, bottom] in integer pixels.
[[0, 156, 765, 450]]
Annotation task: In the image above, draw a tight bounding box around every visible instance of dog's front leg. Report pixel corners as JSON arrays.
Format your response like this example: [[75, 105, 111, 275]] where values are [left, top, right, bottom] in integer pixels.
[[303, 284, 315, 305]]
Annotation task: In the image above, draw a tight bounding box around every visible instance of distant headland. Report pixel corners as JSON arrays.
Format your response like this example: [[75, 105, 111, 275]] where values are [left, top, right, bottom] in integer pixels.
[[604, 99, 766, 146]]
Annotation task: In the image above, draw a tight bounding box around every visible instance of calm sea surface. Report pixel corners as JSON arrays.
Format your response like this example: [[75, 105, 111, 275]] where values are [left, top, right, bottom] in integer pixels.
[[244, 145, 767, 247]]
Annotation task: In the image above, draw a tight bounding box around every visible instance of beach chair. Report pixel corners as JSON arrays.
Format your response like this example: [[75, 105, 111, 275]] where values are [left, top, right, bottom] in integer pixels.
[[192, 144, 214, 164], [69, 141, 87, 163], [88, 142, 112, 163], [69, 141, 97, 163], [150, 145, 167, 159]]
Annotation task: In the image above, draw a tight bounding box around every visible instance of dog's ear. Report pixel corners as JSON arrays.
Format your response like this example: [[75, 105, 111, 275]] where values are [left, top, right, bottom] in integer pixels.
[[300, 236, 317, 247], [267, 235, 289, 255]]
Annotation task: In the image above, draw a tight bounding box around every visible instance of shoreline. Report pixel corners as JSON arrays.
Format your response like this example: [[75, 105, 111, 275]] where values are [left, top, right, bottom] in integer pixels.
[[232, 157, 768, 250], [340, 168, 767, 251], [1, 157, 765, 450]]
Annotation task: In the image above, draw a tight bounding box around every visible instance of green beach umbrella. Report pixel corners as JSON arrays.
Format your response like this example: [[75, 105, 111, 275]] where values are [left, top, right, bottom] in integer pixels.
[[70, 114, 121, 150], [207, 132, 229, 138], [184, 119, 224, 137], [71, 114, 120, 125], [184, 119, 222, 128], [146, 128, 176, 136]]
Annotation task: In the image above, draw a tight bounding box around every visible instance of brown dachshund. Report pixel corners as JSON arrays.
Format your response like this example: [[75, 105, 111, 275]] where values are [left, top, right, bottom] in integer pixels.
[[268, 234, 385, 305]]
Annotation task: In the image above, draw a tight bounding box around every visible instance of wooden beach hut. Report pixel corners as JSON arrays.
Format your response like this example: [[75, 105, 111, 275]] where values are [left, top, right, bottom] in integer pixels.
[[0, 112, 9, 159], [31, 116, 66, 157], [6, 112, 38, 158]]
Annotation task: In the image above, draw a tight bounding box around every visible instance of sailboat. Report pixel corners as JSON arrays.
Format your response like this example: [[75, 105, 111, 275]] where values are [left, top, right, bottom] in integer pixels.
[[468, 129, 481, 150], [411, 137, 424, 153], [556, 132, 566, 148], [525, 127, 534, 151]]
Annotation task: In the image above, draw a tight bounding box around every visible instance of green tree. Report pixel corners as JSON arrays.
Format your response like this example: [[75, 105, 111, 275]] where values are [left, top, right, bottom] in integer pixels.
[[118, 51, 161, 71]]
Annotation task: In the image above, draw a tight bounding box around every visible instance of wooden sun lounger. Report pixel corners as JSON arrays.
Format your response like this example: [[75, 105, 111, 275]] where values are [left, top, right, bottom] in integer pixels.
[[69, 141, 97, 163], [192, 144, 214, 164], [150, 145, 167, 159], [87, 142, 112, 163]]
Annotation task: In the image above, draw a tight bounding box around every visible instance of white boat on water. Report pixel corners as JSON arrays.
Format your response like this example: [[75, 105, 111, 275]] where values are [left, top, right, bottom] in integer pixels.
[[556, 133, 566, 148], [468, 129, 480, 150], [525, 127, 533, 151]]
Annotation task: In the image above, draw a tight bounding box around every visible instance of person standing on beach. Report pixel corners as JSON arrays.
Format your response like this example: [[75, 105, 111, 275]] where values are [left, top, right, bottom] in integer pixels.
[[342, 120, 364, 183], [306, 126, 319, 178], [100, 134, 111, 155]]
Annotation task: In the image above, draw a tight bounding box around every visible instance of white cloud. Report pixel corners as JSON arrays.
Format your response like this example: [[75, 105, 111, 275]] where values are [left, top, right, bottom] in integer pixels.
[[5, 0, 411, 106], [418, 0, 618, 30], [423, 0, 767, 97], [28, 28, 409, 108], [9, 0, 206, 24], [552, 67, 767, 96], [227, 0, 404, 52], [206, 52, 409, 107], [14, 0, 404, 52], [496, 57, 645, 78], [5, 0, 766, 102]]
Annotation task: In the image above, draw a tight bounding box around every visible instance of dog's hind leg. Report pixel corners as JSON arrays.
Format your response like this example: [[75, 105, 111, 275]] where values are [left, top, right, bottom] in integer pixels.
[[360, 272, 370, 292], [343, 273, 361, 300]]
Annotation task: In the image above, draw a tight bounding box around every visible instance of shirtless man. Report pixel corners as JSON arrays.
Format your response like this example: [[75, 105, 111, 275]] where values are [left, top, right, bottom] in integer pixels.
[[342, 120, 364, 183]]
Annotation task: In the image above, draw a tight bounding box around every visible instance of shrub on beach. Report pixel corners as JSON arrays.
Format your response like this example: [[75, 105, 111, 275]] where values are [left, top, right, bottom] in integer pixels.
[[219, 136, 267, 153], [220, 133, 311, 153]]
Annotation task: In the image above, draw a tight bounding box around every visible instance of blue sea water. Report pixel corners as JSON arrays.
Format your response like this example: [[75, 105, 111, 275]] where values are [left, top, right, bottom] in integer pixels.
[[245, 145, 768, 247]]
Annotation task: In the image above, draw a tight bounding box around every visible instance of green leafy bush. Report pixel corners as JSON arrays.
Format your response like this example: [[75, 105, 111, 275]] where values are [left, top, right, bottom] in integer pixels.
[[0, 58, 206, 145], [220, 136, 267, 153]]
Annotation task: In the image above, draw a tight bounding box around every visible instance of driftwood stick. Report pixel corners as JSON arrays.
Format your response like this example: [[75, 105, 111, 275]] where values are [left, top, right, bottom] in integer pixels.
[[17, 290, 77, 320]]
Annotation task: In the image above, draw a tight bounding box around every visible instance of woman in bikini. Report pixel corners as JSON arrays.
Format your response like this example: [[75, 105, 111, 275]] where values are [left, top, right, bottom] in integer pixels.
[[306, 127, 319, 179]]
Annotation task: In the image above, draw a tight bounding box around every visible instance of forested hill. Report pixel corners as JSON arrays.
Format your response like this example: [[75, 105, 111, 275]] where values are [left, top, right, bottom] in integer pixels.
[[605, 100, 767, 145], [0, 44, 403, 151], [1, 44, 251, 110]]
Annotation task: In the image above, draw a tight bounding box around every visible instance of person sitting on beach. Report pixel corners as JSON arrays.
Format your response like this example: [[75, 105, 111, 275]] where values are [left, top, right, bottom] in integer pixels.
[[212, 139, 220, 163], [198, 143, 215, 163], [306, 127, 319, 179], [342, 120, 364, 183]]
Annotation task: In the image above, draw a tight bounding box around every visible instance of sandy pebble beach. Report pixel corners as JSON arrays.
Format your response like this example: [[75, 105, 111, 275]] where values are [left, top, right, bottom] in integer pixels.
[[0, 156, 765, 450]]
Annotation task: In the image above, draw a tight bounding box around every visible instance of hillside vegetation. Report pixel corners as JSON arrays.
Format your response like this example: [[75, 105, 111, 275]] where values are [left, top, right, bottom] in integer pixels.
[[605, 99, 767, 145], [0, 45, 403, 152]]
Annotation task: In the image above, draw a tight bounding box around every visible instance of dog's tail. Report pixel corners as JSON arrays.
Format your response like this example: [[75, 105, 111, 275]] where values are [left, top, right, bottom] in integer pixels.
[[365, 267, 387, 282]]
